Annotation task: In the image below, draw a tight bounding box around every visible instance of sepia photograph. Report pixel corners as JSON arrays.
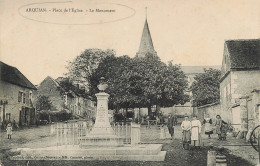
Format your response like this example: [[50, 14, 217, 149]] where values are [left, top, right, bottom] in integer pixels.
[[0, 0, 260, 165]]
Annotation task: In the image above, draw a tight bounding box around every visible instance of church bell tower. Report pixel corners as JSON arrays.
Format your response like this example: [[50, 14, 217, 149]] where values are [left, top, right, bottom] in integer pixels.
[[136, 7, 157, 58]]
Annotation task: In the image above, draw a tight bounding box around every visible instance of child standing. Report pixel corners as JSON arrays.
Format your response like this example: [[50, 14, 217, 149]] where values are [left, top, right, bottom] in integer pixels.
[[6, 123, 12, 139]]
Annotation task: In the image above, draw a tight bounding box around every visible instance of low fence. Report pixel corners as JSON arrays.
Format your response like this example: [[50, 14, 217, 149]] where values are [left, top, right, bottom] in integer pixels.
[[112, 122, 132, 144], [51, 121, 140, 146]]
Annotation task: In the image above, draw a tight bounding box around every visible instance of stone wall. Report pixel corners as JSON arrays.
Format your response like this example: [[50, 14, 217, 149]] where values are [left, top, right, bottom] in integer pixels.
[[197, 102, 231, 124], [174, 105, 194, 116], [136, 105, 194, 117]]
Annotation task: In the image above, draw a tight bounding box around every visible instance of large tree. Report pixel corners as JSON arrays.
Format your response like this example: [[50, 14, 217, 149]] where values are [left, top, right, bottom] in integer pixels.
[[89, 53, 189, 116], [67, 48, 189, 117], [66, 49, 115, 85], [130, 54, 189, 116], [35, 95, 55, 111], [190, 68, 221, 107]]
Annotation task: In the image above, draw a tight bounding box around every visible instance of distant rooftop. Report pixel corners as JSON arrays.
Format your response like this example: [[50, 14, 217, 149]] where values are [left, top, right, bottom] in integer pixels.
[[181, 66, 221, 74]]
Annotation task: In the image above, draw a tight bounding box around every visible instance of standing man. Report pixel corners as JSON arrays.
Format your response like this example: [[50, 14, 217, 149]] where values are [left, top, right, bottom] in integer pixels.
[[191, 115, 202, 149], [167, 114, 175, 140]]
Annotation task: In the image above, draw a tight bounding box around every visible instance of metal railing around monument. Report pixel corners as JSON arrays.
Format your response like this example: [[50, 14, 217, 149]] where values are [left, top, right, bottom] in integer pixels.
[[52, 121, 133, 146], [112, 122, 132, 144]]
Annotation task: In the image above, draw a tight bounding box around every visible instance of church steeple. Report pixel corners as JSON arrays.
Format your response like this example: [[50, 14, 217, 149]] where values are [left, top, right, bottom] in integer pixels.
[[136, 8, 157, 58]]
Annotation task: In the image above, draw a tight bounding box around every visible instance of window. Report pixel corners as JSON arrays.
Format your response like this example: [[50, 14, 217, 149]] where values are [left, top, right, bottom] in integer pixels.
[[23, 93, 26, 104], [29, 91, 32, 101], [18, 91, 23, 102], [6, 113, 11, 121]]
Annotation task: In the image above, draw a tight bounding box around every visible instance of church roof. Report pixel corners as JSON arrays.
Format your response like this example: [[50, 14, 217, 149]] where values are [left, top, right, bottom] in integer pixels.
[[0, 61, 37, 90], [225, 39, 260, 69], [136, 19, 157, 57]]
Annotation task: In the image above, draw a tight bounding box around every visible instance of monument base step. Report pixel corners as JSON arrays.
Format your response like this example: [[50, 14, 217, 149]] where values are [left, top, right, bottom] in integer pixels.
[[11, 151, 166, 161], [11, 144, 166, 161], [79, 136, 129, 146]]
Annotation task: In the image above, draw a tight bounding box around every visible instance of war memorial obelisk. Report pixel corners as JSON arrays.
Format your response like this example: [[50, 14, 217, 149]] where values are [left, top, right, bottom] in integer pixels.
[[79, 77, 118, 145]]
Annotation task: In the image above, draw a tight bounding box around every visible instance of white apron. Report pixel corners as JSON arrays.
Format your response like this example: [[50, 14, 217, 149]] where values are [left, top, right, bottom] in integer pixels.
[[191, 120, 201, 141]]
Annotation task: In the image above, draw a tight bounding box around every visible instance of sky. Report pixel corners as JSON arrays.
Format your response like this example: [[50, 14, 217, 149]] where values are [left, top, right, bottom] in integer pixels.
[[0, 0, 259, 85]]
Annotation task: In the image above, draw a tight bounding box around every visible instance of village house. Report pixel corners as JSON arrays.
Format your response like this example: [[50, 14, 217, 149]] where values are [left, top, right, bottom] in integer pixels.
[[191, 39, 260, 140], [0, 61, 37, 127], [34, 76, 69, 112], [55, 77, 96, 118], [220, 39, 260, 124], [35, 76, 96, 119]]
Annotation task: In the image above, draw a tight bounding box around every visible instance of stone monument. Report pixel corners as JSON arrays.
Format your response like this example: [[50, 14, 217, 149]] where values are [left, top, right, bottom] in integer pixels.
[[79, 77, 118, 145]]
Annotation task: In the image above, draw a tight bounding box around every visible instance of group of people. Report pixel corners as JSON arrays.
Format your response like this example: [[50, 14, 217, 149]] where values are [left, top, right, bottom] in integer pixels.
[[181, 115, 202, 149], [167, 113, 228, 150], [203, 114, 228, 141]]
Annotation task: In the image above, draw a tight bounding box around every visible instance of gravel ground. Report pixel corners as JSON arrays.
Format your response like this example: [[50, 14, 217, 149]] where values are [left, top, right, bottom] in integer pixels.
[[0, 124, 255, 166]]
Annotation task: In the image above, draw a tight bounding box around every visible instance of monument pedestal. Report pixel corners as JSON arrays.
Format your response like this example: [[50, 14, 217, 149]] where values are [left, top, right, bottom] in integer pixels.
[[80, 92, 119, 146]]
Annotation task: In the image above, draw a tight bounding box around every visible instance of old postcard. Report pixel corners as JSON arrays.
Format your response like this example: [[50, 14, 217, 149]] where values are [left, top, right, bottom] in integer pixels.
[[0, 0, 260, 165]]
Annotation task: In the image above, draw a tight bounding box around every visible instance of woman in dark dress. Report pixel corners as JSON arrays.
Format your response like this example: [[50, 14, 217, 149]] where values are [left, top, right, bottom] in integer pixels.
[[215, 115, 222, 140], [203, 114, 213, 139]]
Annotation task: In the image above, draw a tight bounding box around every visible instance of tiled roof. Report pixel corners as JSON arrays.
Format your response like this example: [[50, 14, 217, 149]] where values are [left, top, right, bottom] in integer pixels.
[[225, 39, 260, 69], [0, 61, 37, 90], [39, 76, 65, 92]]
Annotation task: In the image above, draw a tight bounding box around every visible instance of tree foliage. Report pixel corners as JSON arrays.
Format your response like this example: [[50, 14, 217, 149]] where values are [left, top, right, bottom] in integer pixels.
[[66, 49, 115, 85], [57, 77, 87, 97], [190, 68, 221, 107], [66, 48, 189, 117], [89, 55, 134, 109], [89, 52, 189, 116], [35, 95, 55, 111]]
